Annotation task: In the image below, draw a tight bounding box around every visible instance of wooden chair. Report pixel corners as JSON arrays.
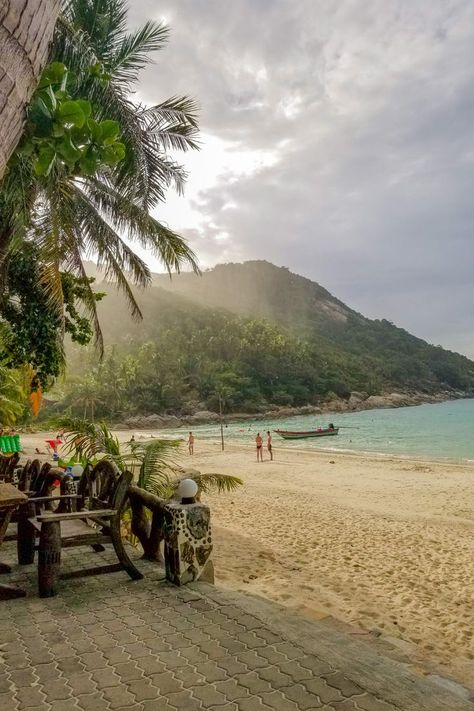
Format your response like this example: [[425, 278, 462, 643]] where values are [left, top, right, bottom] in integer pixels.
[[19, 460, 143, 597], [0, 453, 20, 483]]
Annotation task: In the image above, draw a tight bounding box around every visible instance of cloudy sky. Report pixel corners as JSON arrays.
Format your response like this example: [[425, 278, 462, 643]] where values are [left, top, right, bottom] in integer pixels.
[[129, 1, 474, 357]]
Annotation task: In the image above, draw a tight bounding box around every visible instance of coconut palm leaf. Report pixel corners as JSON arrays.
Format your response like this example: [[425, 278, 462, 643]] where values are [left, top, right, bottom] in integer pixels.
[[180, 472, 243, 495]]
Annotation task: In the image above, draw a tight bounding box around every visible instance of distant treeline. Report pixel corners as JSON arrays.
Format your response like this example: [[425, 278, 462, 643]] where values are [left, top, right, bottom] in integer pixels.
[[49, 300, 474, 420]]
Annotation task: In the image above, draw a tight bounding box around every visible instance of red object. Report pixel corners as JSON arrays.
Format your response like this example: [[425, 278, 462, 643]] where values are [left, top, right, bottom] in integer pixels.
[[45, 439, 62, 452], [53, 480, 60, 488]]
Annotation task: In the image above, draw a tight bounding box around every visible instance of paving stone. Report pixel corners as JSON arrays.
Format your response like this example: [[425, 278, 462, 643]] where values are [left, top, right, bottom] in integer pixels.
[[78, 651, 108, 670], [56, 656, 86, 674], [173, 665, 205, 688], [3, 654, 30, 670], [207, 705, 239, 711], [261, 690, 302, 711], [33, 662, 61, 683], [8, 668, 38, 687], [40, 678, 73, 701], [0, 673, 12, 693], [234, 697, 273, 711], [126, 677, 160, 701], [355, 696, 398, 711], [135, 654, 167, 676], [235, 672, 273, 696], [190, 684, 227, 708], [299, 656, 335, 676], [272, 642, 304, 661], [192, 660, 227, 683], [158, 650, 188, 670], [91, 666, 121, 690], [14, 685, 47, 708], [255, 646, 287, 666], [257, 666, 292, 690], [49, 700, 80, 711], [114, 661, 144, 682], [215, 656, 248, 676], [214, 679, 251, 702], [0, 691, 19, 710], [323, 672, 364, 698], [149, 671, 182, 696], [332, 700, 360, 710], [76, 691, 109, 711], [198, 639, 228, 659], [166, 689, 204, 710], [66, 672, 97, 696], [102, 684, 136, 709], [291, 679, 343, 706], [122, 642, 152, 659]]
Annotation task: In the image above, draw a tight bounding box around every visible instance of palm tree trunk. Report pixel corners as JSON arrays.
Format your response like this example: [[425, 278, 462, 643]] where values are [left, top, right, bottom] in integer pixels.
[[0, 0, 60, 180]]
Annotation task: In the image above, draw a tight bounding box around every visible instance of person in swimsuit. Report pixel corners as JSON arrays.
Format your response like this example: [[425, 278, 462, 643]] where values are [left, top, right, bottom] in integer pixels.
[[188, 431, 194, 455], [256, 432, 263, 461], [266, 431, 273, 461]]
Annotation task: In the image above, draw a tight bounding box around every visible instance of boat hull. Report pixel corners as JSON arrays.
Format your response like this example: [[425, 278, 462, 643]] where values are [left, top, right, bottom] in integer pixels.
[[275, 428, 339, 440]]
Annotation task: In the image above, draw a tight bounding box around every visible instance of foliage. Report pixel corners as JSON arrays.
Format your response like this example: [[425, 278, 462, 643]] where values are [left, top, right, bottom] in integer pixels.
[[17, 61, 125, 178], [52, 416, 243, 498], [0, 0, 200, 355], [0, 244, 103, 390], [0, 363, 27, 426], [48, 263, 474, 419]]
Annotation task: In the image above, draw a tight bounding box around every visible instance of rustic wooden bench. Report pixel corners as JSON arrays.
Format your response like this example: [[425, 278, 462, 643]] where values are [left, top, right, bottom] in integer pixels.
[[19, 460, 143, 597]]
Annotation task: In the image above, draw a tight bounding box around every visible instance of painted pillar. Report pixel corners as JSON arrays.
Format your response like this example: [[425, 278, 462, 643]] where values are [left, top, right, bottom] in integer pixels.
[[163, 501, 214, 586]]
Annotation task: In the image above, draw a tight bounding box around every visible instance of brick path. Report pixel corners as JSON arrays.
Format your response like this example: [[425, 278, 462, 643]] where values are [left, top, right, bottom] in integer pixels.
[[0, 543, 472, 711]]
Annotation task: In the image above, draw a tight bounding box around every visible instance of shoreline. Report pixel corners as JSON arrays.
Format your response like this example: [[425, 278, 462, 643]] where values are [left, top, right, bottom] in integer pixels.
[[106, 390, 469, 431]]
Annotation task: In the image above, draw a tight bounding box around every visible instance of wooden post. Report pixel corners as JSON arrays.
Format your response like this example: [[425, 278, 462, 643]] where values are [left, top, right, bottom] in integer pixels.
[[219, 394, 224, 451], [38, 520, 61, 597]]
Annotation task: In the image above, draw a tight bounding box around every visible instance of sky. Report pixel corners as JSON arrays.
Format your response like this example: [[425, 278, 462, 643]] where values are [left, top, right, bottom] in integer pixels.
[[128, 1, 474, 357]]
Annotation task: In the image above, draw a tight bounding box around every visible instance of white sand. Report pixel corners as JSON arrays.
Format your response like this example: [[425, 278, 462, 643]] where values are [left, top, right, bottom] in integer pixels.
[[21, 432, 474, 685]]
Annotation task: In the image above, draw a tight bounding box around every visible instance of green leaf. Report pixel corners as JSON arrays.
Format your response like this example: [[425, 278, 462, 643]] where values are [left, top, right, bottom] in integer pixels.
[[33, 145, 56, 176], [102, 142, 126, 166], [57, 100, 85, 128], [51, 122, 65, 138], [87, 119, 102, 142], [79, 151, 99, 175], [57, 135, 81, 164], [39, 62, 66, 89], [77, 100, 92, 120], [99, 120, 120, 144]]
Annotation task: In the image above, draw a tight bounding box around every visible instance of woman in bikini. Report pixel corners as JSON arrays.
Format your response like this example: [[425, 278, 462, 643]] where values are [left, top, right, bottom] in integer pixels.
[[256, 432, 263, 462]]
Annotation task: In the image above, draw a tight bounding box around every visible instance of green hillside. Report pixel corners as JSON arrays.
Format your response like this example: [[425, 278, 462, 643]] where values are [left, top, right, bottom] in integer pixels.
[[56, 261, 474, 419]]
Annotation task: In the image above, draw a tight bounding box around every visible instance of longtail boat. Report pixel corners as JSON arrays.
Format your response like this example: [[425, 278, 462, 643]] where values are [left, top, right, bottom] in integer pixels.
[[274, 427, 339, 440]]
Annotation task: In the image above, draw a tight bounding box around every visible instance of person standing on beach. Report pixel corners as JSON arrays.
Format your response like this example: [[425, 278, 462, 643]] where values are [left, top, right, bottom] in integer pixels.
[[266, 431, 273, 461], [256, 432, 263, 461], [188, 431, 194, 455]]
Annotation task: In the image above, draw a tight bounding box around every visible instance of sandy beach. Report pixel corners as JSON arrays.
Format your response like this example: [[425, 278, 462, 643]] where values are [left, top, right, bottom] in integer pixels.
[[20, 432, 474, 686]]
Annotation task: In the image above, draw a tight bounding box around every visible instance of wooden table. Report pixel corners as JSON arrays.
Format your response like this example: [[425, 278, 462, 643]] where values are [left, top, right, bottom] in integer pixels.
[[0, 483, 27, 599]]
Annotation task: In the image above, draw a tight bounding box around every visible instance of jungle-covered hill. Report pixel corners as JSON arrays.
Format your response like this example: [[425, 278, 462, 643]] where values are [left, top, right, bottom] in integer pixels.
[[57, 261, 474, 419]]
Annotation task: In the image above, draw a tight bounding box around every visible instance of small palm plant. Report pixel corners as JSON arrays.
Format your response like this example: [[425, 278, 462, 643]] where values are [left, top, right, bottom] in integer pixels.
[[52, 416, 242, 560], [52, 415, 243, 496]]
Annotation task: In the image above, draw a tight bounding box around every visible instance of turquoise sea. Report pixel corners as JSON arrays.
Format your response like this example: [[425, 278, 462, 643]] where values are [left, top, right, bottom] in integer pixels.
[[168, 398, 474, 461]]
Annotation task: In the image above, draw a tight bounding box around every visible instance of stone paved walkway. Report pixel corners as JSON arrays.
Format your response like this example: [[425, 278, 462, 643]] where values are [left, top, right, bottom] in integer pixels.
[[0, 543, 472, 711]]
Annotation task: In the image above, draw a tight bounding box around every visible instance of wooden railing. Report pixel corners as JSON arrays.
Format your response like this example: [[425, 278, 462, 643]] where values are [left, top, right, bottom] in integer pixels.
[[127, 485, 166, 562]]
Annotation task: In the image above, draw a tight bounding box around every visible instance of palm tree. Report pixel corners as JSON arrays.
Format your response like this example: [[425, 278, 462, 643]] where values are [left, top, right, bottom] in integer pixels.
[[0, 0, 60, 180], [1, 0, 200, 350]]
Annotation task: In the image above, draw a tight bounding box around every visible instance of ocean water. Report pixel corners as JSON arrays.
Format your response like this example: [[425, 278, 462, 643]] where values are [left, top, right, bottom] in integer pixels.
[[164, 398, 474, 461]]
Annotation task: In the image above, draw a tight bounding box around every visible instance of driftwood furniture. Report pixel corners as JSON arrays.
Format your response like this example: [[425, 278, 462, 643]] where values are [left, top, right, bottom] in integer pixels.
[[20, 461, 143, 597], [0, 483, 27, 599], [0, 452, 20, 483]]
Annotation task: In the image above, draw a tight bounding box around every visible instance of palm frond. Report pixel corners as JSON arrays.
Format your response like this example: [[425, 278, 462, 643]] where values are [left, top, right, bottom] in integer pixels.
[[180, 472, 243, 495], [109, 21, 170, 85]]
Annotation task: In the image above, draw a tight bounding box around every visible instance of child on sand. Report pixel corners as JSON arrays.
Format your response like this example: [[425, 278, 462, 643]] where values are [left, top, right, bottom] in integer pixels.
[[256, 432, 263, 461], [188, 431, 194, 455], [267, 431, 273, 461]]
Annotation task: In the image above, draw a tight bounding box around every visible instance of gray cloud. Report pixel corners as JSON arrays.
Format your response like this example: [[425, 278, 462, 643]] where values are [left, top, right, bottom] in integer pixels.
[[129, 0, 474, 356]]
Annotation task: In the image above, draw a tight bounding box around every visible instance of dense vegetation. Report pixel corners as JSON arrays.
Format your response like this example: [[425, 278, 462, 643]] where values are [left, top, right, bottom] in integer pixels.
[[48, 262, 474, 420]]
